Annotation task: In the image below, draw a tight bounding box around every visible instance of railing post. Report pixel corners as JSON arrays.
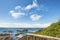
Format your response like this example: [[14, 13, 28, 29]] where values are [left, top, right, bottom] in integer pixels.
[[27, 36, 28, 40]]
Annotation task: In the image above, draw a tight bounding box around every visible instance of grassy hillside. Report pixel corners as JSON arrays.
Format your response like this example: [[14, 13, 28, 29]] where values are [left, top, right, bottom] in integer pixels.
[[35, 20, 60, 38]]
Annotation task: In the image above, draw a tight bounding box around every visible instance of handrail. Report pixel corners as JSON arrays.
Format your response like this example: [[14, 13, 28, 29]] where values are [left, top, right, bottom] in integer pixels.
[[27, 34, 60, 40], [17, 34, 60, 40]]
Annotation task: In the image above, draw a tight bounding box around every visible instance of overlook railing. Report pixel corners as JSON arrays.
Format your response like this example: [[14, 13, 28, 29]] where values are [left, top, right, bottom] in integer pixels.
[[17, 34, 60, 40]]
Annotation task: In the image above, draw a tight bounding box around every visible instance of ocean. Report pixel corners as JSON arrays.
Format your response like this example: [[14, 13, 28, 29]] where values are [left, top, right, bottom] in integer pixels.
[[0, 28, 42, 34]]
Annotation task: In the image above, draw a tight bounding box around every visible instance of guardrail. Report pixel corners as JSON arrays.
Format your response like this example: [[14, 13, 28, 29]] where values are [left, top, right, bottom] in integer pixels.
[[17, 34, 60, 40]]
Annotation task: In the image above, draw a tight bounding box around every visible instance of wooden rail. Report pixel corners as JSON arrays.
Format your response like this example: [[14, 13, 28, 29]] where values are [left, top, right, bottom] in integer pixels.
[[17, 34, 60, 40]]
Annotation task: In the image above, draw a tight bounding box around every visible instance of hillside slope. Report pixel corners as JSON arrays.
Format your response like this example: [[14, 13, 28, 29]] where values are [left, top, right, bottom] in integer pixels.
[[35, 20, 60, 38]]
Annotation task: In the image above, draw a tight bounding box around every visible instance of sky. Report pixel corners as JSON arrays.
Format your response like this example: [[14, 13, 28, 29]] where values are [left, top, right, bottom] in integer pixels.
[[0, 0, 60, 28]]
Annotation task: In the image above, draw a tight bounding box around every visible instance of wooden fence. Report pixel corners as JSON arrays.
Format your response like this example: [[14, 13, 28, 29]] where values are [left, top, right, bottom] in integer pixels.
[[18, 34, 60, 40]]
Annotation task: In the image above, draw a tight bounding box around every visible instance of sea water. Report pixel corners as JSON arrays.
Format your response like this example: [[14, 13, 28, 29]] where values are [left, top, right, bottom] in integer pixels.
[[0, 28, 41, 33]]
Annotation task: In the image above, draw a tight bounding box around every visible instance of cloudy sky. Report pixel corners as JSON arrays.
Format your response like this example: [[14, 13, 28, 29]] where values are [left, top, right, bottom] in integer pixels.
[[0, 0, 60, 28]]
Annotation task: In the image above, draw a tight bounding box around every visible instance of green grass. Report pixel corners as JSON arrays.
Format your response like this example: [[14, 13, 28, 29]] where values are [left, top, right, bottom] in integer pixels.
[[35, 20, 60, 38]]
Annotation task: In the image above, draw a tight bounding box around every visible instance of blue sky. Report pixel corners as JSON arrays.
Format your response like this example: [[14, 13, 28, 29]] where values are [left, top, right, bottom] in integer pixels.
[[0, 0, 60, 28]]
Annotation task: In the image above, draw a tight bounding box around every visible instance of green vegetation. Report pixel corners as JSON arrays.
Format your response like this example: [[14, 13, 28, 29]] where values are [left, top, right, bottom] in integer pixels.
[[35, 20, 60, 38]]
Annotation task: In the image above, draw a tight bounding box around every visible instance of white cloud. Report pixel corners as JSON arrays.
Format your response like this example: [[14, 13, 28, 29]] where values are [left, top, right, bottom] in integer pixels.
[[9, 5, 26, 19], [15, 6, 22, 10], [9, 0, 39, 19], [10, 10, 15, 13], [9, 0, 46, 20], [35, 0, 37, 2], [30, 14, 42, 21], [15, 6, 24, 10], [10, 10, 25, 19], [0, 23, 51, 28], [24, 0, 38, 10]]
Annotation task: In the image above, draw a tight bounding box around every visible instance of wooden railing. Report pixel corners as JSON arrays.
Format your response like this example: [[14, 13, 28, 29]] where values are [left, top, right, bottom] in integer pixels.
[[18, 34, 60, 40]]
